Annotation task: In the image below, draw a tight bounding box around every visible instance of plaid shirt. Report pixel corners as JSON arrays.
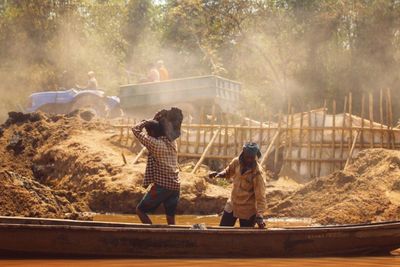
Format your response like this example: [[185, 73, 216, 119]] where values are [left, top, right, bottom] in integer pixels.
[[132, 121, 180, 191]]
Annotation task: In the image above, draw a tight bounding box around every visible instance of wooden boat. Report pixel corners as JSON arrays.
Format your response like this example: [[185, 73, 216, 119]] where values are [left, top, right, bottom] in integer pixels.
[[0, 216, 399, 258]]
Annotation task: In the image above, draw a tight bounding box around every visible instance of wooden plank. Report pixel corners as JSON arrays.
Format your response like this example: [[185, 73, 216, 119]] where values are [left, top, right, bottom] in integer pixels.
[[191, 128, 221, 174]]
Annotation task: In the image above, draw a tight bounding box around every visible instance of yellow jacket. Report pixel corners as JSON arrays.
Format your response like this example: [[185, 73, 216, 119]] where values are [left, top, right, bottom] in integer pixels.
[[223, 157, 266, 220]]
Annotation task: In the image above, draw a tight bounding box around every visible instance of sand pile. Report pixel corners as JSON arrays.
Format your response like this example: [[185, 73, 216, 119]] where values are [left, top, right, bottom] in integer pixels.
[[271, 148, 400, 224], [0, 111, 230, 218], [0, 111, 102, 218]]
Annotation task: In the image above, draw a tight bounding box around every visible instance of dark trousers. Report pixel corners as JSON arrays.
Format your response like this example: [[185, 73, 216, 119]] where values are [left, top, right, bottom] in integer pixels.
[[219, 211, 256, 227]]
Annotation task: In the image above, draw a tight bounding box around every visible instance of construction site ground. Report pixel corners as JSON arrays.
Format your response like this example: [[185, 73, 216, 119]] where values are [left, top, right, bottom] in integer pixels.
[[1, 111, 400, 225]]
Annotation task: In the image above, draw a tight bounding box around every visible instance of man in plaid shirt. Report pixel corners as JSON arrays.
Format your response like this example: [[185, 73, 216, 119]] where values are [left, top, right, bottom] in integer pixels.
[[132, 119, 180, 225]]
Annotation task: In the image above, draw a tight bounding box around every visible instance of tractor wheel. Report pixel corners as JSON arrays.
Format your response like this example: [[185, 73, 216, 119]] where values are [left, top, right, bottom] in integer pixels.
[[70, 94, 108, 117]]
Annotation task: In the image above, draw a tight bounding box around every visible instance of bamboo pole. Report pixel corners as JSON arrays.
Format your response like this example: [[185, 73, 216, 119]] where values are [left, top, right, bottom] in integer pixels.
[[380, 89, 384, 148], [185, 120, 190, 153], [121, 152, 127, 165], [224, 120, 229, 165], [387, 88, 395, 148], [283, 109, 290, 165], [191, 128, 221, 174], [118, 118, 124, 143], [125, 118, 131, 146], [297, 111, 304, 173], [360, 94, 365, 149], [274, 112, 283, 172], [348, 93, 353, 147], [132, 147, 147, 164], [258, 116, 264, 151], [307, 109, 313, 177], [344, 130, 360, 170], [369, 93, 374, 148], [317, 101, 326, 177], [210, 104, 216, 155], [260, 130, 281, 166], [248, 118, 252, 142], [385, 89, 390, 148], [240, 122, 244, 150], [217, 116, 223, 155], [331, 100, 336, 172], [234, 126, 238, 155], [130, 118, 137, 148], [340, 96, 347, 169], [267, 112, 272, 145], [195, 107, 204, 154], [286, 107, 294, 171]]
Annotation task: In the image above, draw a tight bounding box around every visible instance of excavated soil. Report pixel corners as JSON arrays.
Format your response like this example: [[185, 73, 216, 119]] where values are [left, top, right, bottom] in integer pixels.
[[270, 148, 400, 224], [0, 111, 230, 219]]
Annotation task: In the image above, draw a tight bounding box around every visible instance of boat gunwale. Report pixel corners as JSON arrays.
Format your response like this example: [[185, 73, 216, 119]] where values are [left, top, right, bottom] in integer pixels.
[[2, 221, 400, 235], [1, 216, 400, 231]]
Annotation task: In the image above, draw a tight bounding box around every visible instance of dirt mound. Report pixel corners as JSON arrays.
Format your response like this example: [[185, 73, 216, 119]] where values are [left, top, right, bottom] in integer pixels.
[[271, 149, 400, 224], [0, 111, 231, 218]]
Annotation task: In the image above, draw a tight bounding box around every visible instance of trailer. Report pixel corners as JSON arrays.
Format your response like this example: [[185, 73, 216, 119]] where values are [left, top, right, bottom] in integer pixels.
[[119, 75, 241, 122]]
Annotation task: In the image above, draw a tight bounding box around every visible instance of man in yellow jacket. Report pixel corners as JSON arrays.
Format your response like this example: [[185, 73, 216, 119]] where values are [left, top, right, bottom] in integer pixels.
[[210, 142, 266, 228]]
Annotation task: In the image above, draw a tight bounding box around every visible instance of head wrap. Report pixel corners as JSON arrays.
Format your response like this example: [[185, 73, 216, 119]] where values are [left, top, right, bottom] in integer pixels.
[[239, 142, 262, 164], [243, 142, 262, 158]]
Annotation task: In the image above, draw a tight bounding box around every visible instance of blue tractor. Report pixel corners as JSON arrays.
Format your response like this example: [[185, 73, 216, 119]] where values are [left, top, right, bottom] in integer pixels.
[[27, 89, 123, 118]]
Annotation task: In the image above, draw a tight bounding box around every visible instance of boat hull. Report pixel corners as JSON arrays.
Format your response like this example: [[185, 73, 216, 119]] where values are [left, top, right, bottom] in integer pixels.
[[0, 217, 399, 258]]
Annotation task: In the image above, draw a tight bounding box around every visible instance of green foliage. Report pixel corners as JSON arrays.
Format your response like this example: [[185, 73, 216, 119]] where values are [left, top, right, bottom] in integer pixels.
[[1, 0, 400, 122]]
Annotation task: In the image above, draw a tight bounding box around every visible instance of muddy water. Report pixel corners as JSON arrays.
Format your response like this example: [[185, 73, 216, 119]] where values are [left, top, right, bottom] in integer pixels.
[[1, 214, 399, 267], [94, 213, 316, 227]]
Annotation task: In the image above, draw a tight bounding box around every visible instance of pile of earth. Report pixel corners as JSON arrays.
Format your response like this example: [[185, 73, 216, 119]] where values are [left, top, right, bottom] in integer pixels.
[[270, 148, 400, 225], [0, 111, 231, 219]]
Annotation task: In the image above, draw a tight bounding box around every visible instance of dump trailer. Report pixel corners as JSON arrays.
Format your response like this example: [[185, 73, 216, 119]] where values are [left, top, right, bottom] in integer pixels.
[[27, 89, 123, 118], [119, 75, 241, 122]]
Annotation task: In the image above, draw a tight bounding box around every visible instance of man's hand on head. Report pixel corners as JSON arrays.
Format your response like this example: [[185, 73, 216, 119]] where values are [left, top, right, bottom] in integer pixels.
[[153, 110, 168, 121]]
